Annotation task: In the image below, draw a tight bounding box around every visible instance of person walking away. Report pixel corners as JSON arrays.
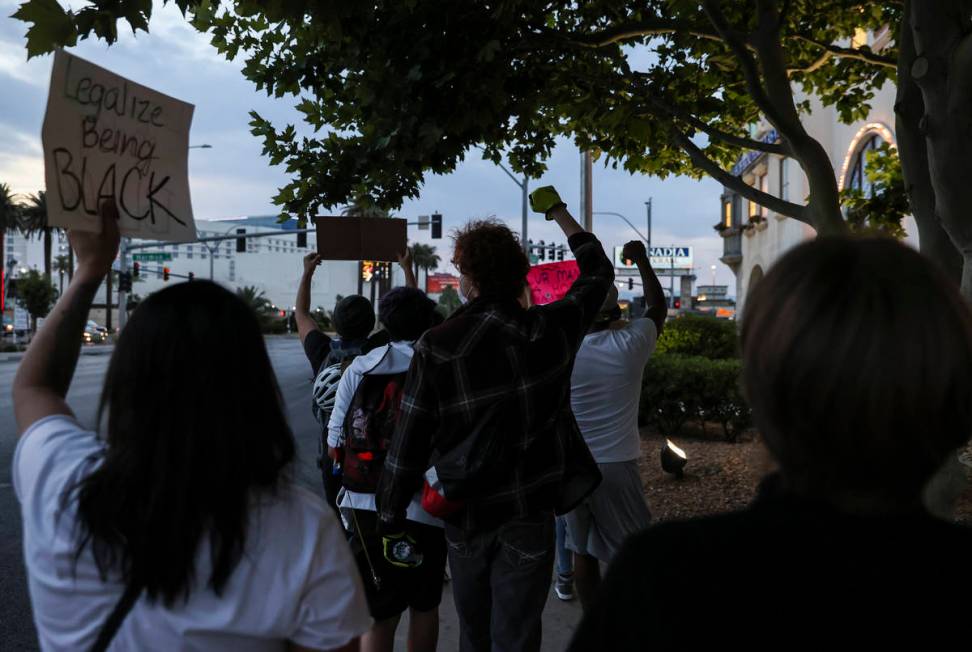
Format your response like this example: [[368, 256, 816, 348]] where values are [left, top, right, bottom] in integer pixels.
[[569, 236, 972, 650], [376, 186, 614, 652], [327, 287, 445, 652], [297, 249, 417, 508], [12, 202, 370, 651], [564, 239, 666, 607]]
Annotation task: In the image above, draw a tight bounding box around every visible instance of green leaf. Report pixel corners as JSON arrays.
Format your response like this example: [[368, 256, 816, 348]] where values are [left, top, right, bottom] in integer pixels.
[[12, 0, 78, 58]]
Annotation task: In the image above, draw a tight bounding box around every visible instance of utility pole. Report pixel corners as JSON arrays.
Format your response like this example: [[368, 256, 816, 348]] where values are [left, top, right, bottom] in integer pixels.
[[645, 198, 652, 249], [670, 245, 675, 300], [105, 267, 113, 332], [117, 238, 130, 331], [521, 175, 529, 254], [580, 151, 593, 231]]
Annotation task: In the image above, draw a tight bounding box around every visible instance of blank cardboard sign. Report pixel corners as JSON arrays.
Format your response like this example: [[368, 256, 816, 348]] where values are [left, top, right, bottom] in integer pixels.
[[314, 216, 407, 261], [42, 50, 196, 242]]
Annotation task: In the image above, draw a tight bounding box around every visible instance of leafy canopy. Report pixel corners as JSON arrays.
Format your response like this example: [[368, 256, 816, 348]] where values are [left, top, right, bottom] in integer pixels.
[[14, 1, 899, 220]]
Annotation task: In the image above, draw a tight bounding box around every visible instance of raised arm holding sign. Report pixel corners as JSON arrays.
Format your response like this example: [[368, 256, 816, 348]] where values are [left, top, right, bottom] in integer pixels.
[[42, 50, 196, 242]]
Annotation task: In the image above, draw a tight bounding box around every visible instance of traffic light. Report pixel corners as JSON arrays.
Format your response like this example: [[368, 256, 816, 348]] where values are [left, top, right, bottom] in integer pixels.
[[548, 243, 556, 260], [673, 297, 682, 310], [118, 272, 132, 292], [537, 240, 545, 261], [297, 230, 307, 248], [163, 267, 170, 282], [133, 261, 140, 278], [236, 228, 246, 253], [628, 278, 634, 290], [431, 213, 443, 239], [187, 272, 195, 282], [557, 245, 565, 262]]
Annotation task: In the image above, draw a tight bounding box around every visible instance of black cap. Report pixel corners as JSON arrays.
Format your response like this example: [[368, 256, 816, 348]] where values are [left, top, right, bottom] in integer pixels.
[[333, 295, 375, 341]]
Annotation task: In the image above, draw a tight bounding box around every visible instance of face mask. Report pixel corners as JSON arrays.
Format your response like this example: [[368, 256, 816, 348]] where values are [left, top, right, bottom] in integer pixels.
[[458, 275, 473, 304]]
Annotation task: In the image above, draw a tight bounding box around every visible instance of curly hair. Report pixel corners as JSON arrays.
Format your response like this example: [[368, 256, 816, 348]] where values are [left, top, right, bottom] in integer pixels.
[[452, 219, 530, 300]]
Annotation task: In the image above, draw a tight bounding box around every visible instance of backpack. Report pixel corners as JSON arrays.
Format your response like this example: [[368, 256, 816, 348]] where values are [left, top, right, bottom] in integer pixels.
[[341, 371, 408, 493]]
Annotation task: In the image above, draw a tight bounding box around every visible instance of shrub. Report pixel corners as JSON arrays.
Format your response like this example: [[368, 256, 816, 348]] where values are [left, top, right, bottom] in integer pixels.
[[641, 353, 752, 442], [656, 314, 738, 359]]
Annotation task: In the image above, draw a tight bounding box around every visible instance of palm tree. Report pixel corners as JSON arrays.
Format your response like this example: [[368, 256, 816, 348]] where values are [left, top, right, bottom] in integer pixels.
[[54, 255, 70, 294], [1, 183, 22, 304], [410, 243, 440, 291], [236, 285, 273, 316], [20, 191, 53, 281]]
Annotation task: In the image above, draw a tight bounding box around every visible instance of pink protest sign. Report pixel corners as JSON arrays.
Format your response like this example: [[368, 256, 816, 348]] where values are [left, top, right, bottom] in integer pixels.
[[527, 260, 580, 306]]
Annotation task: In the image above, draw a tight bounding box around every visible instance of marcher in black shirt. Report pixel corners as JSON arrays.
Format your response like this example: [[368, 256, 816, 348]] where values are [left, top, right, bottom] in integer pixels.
[[571, 237, 972, 650]]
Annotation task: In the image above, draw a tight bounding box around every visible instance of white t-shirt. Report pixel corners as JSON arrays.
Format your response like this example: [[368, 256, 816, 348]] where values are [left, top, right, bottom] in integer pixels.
[[570, 318, 658, 463], [327, 341, 442, 529], [13, 415, 372, 652]]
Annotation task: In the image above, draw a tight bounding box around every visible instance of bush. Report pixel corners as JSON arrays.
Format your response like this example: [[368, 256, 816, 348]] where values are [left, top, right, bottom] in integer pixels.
[[656, 314, 738, 359], [641, 353, 752, 442]]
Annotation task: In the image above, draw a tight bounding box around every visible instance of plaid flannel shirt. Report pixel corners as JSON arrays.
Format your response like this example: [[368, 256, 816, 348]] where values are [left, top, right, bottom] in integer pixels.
[[376, 232, 614, 534]]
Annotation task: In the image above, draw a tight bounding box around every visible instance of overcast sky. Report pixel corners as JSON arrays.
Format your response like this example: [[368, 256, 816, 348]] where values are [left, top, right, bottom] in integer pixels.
[[0, 1, 733, 294]]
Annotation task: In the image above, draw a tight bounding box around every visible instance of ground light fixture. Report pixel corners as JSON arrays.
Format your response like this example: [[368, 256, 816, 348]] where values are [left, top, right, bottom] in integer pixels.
[[661, 438, 688, 479]]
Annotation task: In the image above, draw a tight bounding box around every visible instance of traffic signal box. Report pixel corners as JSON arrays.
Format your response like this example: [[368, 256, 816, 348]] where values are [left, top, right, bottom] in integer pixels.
[[163, 267, 171, 282], [430, 213, 443, 239]]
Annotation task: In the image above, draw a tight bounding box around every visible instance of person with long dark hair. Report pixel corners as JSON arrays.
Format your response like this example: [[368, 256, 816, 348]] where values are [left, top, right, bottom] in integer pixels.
[[12, 204, 370, 651]]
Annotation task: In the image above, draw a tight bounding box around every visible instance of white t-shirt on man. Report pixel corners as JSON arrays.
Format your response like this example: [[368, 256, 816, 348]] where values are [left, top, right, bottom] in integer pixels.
[[13, 415, 372, 651], [570, 318, 658, 463]]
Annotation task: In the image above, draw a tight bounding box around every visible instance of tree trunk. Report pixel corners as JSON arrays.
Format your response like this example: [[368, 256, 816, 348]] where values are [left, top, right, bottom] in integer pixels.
[[905, 0, 972, 518], [894, 0, 964, 282], [43, 228, 52, 281]]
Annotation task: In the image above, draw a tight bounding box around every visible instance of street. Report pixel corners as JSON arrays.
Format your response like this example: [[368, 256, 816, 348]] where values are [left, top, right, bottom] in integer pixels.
[[0, 337, 581, 651]]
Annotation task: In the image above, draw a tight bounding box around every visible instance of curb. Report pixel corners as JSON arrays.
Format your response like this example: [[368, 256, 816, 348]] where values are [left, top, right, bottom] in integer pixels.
[[0, 345, 115, 364]]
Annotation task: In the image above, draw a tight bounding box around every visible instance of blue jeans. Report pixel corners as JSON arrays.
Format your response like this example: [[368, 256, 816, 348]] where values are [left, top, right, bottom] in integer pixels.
[[555, 516, 574, 579]]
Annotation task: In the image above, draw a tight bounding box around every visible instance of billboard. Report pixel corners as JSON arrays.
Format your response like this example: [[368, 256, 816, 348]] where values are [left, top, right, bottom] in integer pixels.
[[426, 273, 460, 294], [614, 245, 694, 271], [697, 285, 728, 297]]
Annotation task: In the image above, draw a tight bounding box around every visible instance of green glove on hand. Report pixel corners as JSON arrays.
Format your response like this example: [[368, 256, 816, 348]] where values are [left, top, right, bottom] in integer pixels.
[[382, 531, 424, 568], [529, 186, 566, 219]]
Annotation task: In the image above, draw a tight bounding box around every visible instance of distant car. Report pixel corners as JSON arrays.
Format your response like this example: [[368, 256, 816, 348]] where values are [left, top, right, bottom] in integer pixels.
[[83, 321, 107, 344], [2, 315, 13, 336]]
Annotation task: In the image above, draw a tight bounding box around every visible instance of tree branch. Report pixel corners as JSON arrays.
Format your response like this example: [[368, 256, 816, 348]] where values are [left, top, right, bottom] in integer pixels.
[[539, 19, 724, 48], [670, 129, 810, 223], [700, 0, 795, 133], [645, 96, 790, 155], [792, 35, 897, 69]]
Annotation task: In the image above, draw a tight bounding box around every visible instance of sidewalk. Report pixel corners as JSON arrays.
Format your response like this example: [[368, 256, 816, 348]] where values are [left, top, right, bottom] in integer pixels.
[[0, 343, 115, 363]]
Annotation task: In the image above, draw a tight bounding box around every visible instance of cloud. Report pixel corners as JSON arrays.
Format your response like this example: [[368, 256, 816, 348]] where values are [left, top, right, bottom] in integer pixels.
[[0, 1, 730, 295]]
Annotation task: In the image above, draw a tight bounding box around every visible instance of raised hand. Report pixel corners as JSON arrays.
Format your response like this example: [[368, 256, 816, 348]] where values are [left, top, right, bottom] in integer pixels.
[[621, 240, 648, 264], [69, 200, 120, 281], [303, 252, 322, 275]]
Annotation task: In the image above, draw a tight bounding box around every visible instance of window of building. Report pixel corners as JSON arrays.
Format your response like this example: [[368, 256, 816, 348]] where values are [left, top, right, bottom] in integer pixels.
[[229, 259, 236, 282], [847, 134, 881, 197], [187, 245, 193, 260]]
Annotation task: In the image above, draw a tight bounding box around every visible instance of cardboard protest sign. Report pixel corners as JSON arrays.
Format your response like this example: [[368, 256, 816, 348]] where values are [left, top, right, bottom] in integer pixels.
[[527, 260, 580, 305], [314, 216, 407, 261], [42, 50, 196, 242]]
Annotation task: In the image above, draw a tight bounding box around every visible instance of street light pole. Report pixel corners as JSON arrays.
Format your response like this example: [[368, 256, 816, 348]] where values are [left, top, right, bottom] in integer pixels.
[[484, 150, 530, 253], [592, 211, 649, 243]]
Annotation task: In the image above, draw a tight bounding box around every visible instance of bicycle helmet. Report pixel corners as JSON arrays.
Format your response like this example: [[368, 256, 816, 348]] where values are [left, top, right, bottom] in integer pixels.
[[312, 363, 343, 424]]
